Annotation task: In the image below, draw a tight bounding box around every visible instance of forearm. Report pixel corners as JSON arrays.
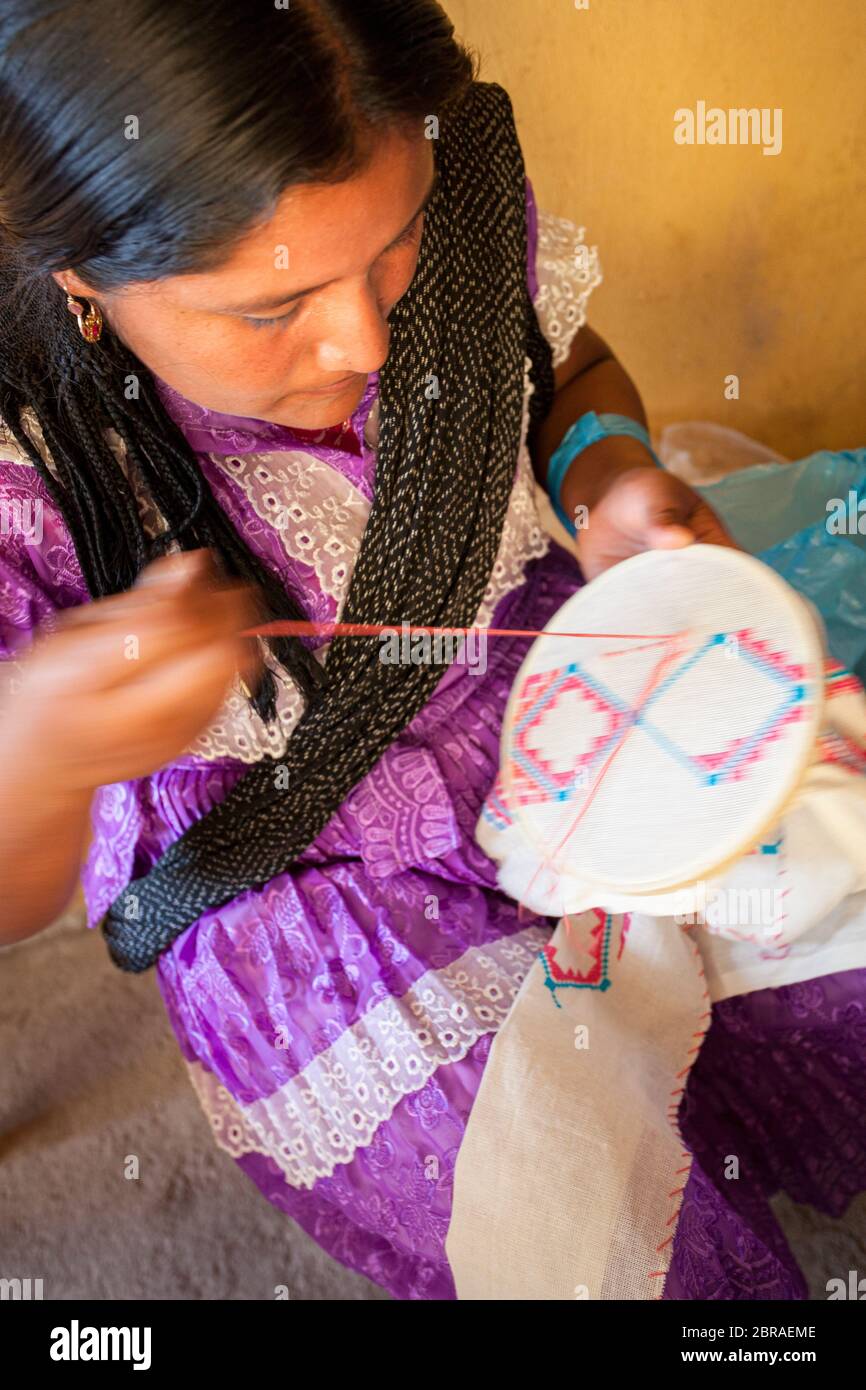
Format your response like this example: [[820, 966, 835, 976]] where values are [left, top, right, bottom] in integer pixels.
[[532, 339, 658, 529], [0, 734, 93, 945]]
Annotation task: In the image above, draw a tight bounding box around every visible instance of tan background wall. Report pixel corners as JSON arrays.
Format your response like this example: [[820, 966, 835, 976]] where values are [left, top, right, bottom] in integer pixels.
[[443, 0, 866, 457]]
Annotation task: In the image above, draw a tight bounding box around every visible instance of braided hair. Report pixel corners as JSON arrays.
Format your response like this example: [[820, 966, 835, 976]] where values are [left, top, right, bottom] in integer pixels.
[[0, 0, 477, 719]]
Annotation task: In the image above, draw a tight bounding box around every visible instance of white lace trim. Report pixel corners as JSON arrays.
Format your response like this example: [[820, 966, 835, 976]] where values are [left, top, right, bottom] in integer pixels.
[[182, 446, 373, 763], [211, 449, 370, 607], [474, 355, 550, 629], [184, 924, 550, 1190], [534, 207, 603, 368], [183, 646, 326, 763]]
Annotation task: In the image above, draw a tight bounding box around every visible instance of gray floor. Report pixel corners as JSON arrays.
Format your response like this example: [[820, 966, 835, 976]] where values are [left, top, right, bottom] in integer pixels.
[[1, 899, 864, 1301], [0, 905, 387, 1301]]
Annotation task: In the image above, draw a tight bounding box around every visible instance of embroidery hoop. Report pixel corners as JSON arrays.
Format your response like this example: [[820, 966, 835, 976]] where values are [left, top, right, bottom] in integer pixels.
[[499, 544, 826, 899]]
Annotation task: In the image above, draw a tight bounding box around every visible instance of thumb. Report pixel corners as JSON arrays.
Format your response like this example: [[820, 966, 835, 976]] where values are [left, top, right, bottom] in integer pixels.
[[642, 519, 695, 550], [135, 548, 215, 589]]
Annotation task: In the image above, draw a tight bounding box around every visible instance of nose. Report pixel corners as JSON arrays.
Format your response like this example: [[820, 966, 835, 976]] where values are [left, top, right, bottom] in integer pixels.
[[314, 279, 391, 377]]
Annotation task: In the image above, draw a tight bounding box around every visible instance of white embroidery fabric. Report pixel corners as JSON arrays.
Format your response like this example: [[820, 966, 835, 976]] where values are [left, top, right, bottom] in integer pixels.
[[446, 913, 707, 1300], [183, 924, 550, 1189]]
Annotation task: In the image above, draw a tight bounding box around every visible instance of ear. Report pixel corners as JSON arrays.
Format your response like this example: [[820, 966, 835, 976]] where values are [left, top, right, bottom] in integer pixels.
[[50, 269, 96, 298]]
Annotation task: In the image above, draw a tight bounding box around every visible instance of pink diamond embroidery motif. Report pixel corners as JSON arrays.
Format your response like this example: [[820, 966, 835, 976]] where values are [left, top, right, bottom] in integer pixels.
[[650, 630, 809, 786], [509, 632, 809, 804], [511, 667, 627, 805], [540, 909, 615, 1006]]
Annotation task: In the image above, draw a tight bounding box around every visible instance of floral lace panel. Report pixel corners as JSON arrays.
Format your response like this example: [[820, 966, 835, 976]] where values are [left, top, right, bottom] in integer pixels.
[[533, 207, 603, 368], [473, 356, 550, 630], [183, 924, 550, 1190], [209, 449, 371, 608], [183, 647, 327, 764], [176, 449, 374, 763]]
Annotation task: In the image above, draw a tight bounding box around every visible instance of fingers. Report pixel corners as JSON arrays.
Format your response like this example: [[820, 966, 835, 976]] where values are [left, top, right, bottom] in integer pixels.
[[688, 507, 741, 550], [101, 635, 245, 731], [574, 468, 738, 577], [59, 550, 218, 626], [133, 549, 215, 591], [637, 480, 734, 553], [45, 635, 250, 788], [42, 553, 263, 693], [41, 590, 255, 695]]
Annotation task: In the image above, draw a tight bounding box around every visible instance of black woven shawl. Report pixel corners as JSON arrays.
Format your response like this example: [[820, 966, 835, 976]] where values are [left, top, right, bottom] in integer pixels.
[[101, 81, 556, 971]]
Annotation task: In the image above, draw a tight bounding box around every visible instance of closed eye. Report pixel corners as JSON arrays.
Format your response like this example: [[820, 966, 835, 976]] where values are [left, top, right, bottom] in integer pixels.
[[245, 303, 303, 331], [389, 212, 425, 250], [243, 212, 425, 330]]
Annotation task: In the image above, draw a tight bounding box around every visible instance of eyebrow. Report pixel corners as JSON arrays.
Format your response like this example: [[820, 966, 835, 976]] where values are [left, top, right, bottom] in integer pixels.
[[216, 167, 439, 316]]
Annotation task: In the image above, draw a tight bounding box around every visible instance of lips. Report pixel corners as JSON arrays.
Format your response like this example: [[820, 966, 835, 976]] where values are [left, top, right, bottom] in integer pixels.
[[297, 375, 357, 396]]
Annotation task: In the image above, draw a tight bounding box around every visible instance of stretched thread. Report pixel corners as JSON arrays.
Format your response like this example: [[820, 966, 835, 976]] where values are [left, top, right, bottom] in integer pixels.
[[245, 619, 692, 642], [548, 634, 691, 859]]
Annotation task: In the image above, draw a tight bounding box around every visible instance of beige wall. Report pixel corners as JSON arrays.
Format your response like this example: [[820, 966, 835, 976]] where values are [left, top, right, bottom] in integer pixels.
[[443, 0, 866, 457]]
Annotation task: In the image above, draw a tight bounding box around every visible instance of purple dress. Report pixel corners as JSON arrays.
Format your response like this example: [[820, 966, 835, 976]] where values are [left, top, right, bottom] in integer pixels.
[[1, 182, 865, 1301]]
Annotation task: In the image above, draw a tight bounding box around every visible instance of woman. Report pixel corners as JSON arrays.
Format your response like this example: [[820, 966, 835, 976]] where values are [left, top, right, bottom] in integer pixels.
[[1, 0, 861, 1301]]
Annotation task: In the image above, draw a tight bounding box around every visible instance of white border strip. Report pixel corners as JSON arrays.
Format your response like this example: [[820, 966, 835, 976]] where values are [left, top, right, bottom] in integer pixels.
[[185, 924, 551, 1190]]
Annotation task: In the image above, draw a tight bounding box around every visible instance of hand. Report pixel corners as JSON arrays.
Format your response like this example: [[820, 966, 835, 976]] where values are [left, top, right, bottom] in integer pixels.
[[0, 549, 264, 794], [576, 465, 738, 580]]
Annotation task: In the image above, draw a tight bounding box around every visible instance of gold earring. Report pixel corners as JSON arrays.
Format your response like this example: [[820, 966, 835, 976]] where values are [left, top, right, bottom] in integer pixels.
[[64, 287, 104, 343]]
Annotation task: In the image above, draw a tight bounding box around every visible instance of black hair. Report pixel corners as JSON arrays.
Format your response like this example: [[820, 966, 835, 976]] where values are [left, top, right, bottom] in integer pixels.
[[0, 0, 476, 718]]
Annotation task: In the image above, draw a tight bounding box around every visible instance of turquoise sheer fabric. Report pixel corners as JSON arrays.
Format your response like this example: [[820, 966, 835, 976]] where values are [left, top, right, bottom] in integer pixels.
[[696, 450, 866, 681]]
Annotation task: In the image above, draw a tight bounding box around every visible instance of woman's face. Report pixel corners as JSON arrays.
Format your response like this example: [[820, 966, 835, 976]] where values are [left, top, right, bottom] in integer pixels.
[[55, 128, 435, 429]]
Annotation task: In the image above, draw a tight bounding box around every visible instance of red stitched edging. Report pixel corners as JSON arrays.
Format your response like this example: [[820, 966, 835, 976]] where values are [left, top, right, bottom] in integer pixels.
[[649, 931, 711, 1299]]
